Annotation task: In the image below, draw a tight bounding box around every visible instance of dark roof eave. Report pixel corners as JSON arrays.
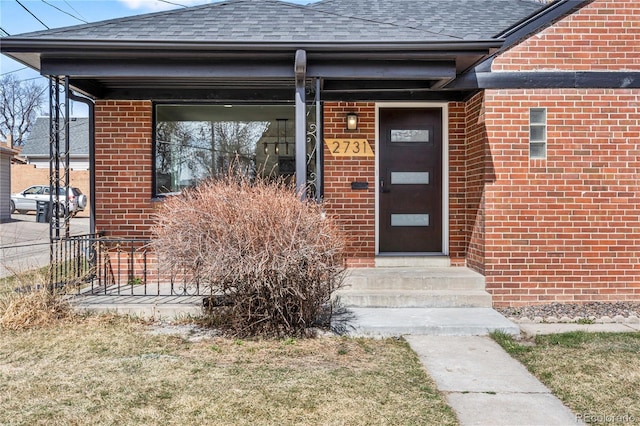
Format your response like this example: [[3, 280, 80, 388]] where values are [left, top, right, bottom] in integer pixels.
[[1, 38, 504, 55]]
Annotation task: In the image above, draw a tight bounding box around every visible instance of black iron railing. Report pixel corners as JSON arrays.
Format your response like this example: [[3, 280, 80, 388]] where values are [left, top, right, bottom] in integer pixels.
[[51, 234, 206, 297]]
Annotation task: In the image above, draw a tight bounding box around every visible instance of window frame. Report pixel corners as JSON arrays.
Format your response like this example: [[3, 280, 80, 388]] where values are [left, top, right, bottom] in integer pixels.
[[529, 107, 547, 160], [151, 101, 322, 198]]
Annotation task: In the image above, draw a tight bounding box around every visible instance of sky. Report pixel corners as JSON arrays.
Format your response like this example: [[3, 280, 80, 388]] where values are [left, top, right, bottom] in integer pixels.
[[0, 0, 313, 85]]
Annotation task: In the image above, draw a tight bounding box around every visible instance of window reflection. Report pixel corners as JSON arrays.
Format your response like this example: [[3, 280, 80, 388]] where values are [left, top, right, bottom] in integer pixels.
[[155, 104, 304, 195]]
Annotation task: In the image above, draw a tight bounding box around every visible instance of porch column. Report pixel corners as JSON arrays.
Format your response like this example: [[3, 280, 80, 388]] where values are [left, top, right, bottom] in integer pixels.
[[48, 75, 71, 288], [294, 49, 306, 198]]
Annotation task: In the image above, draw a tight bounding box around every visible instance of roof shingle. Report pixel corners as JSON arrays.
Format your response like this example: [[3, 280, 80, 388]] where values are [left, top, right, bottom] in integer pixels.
[[21, 117, 89, 157], [14, 0, 544, 42]]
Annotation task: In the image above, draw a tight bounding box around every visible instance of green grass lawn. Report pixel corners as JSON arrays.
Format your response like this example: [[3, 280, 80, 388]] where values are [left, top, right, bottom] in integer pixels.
[[493, 331, 640, 425], [0, 314, 457, 425]]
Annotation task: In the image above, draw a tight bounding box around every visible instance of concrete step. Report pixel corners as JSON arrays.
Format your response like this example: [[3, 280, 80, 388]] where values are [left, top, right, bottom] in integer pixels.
[[333, 307, 519, 337], [343, 267, 486, 291], [375, 256, 450, 268], [335, 289, 492, 308], [336, 266, 491, 308]]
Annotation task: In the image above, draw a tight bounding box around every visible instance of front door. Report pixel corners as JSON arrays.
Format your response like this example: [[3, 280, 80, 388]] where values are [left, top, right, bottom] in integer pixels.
[[379, 108, 442, 253]]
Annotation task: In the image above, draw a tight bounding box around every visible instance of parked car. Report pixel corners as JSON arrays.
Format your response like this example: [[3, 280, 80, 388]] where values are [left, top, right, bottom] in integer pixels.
[[10, 185, 87, 217]]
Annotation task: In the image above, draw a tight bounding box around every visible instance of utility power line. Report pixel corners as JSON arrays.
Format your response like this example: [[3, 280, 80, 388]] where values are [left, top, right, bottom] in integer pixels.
[[1, 67, 29, 77], [63, 0, 87, 22], [157, 0, 189, 8], [15, 0, 50, 29], [41, 0, 89, 24]]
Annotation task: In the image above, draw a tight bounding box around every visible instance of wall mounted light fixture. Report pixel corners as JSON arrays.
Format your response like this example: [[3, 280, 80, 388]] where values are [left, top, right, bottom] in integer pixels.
[[346, 112, 358, 131]]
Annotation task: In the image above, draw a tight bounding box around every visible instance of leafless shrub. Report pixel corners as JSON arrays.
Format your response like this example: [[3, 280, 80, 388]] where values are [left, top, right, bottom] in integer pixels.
[[151, 174, 346, 337]]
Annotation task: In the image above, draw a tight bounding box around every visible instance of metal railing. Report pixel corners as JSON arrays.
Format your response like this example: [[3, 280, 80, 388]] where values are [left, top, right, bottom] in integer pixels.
[[52, 234, 207, 297]]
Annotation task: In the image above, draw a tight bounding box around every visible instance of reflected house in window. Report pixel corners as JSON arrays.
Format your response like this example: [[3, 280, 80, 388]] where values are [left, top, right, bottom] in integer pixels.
[[155, 105, 311, 195]]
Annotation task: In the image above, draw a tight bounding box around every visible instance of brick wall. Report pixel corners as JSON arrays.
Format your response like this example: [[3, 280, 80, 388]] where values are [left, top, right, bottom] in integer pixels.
[[464, 93, 488, 274], [483, 89, 640, 305], [11, 164, 90, 217], [94, 100, 155, 239], [448, 102, 466, 265], [493, 0, 640, 72], [484, 0, 640, 305], [322, 102, 376, 267]]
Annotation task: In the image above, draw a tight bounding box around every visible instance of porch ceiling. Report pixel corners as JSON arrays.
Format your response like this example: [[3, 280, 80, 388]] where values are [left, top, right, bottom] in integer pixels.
[[4, 40, 497, 101]]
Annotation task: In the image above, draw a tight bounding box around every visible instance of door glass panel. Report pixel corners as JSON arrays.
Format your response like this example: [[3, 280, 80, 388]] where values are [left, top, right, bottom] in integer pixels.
[[391, 129, 430, 143], [391, 214, 429, 227], [391, 172, 429, 185]]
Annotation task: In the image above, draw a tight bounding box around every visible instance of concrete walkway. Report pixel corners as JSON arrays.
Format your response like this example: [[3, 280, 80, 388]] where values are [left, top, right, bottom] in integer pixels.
[[339, 307, 519, 336], [406, 335, 584, 426]]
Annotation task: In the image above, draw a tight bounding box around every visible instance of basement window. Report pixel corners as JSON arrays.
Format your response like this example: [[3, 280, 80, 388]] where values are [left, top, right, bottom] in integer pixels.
[[529, 108, 547, 159]]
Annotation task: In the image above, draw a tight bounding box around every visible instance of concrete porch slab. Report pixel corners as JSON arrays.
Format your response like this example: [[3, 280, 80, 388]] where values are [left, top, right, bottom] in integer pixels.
[[70, 295, 202, 319], [334, 307, 519, 337]]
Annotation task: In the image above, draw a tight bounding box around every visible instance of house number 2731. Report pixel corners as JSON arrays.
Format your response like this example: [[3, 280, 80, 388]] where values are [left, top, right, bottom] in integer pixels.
[[324, 139, 374, 157]]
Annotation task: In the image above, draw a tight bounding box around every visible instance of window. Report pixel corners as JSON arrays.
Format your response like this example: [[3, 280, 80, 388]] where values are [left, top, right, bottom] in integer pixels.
[[23, 186, 43, 195], [529, 108, 547, 159], [154, 104, 317, 196], [390, 129, 431, 143]]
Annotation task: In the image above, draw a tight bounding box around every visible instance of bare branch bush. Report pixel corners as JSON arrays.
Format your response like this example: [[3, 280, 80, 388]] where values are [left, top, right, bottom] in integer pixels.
[[151, 173, 346, 337]]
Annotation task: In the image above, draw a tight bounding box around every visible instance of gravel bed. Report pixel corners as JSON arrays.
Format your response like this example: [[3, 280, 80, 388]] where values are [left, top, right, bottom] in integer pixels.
[[496, 302, 640, 324]]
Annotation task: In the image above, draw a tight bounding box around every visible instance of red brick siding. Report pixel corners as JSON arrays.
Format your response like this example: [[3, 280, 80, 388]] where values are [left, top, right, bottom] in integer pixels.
[[448, 102, 467, 265], [322, 102, 376, 267], [94, 100, 155, 239], [464, 93, 488, 274], [90, 98, 490, 275], [484, 89, 640, 305], [493, 0, 640, 72]]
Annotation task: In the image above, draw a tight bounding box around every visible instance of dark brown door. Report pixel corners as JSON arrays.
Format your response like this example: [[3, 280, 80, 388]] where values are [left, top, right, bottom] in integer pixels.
[[379, 108, 442, 253]]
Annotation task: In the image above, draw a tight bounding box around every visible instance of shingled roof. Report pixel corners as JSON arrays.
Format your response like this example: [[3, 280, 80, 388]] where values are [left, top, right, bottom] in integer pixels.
[[308, 0, 544, 40], [13, 0, 543, 42], [21, 117, 89, 157], [2, 0, 566, 101]]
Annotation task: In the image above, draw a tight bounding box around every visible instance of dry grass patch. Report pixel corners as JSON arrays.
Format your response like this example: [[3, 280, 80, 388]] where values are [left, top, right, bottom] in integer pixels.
[[0, 316, 457, 425], [0, 288, 74, 330], [493, 331, 640, 424], [0, 267, 75, 330]]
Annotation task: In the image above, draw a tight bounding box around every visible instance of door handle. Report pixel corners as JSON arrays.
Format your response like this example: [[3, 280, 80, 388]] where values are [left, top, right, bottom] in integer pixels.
[[380, 178, 390, 193]]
